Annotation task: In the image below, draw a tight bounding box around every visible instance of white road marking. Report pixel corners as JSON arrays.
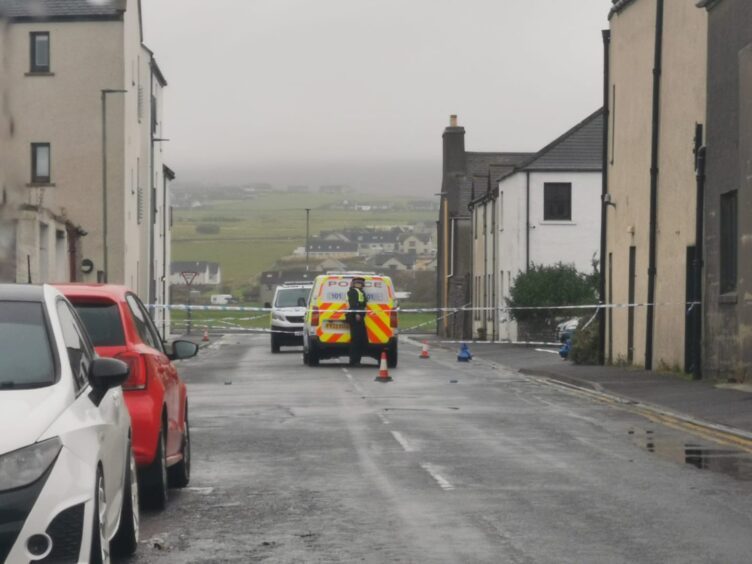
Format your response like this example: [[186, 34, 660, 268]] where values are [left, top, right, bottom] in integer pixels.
[[378, 413, 390, 425], [535, 348, 559, 355], [186, 487, 214, 495], [420, 463, 455, 491], [391, 430, 415, 452]]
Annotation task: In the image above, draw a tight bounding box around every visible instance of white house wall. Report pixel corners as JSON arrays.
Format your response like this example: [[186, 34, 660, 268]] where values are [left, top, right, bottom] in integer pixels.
[[496, 171, 601, 340]]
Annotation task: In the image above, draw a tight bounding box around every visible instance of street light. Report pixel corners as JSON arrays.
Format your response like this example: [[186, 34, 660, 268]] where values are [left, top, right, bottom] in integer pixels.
[[101, 88, 127, 283]]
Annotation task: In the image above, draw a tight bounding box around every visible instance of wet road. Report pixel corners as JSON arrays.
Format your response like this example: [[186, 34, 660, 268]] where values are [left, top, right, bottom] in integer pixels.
[[129, 335, 752, 563]]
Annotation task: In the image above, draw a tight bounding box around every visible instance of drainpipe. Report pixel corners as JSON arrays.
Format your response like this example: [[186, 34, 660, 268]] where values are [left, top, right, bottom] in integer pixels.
[[599, 29, 611, 366], [693, 126, 706, 380], [492, 185, 497, 342], [645, 0, 664, 371], [526, 171, 531, 271]]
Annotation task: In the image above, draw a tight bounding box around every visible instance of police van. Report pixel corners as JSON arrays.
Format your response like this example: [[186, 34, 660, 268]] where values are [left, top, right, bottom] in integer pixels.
[[303, 272, 398, 367]]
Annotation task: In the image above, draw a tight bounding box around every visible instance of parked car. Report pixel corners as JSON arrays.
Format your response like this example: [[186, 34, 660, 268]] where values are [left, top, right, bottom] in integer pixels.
[[303, 272, 399, 367], [0, 284, 138, 563], [266, 282, 312, 352], [56, 284, 198, 510]]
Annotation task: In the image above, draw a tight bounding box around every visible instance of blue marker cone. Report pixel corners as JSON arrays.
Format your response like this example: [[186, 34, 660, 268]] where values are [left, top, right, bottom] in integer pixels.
[[457, 343, 472, 362]]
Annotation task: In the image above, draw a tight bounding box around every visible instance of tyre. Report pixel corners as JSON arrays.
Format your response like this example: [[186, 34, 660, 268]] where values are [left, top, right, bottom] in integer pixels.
[[169, 404, 191, 488], [308, 341, 320, 367], [387, 342, 398, 369], [90, 468, 110, 564], [112, 449, 139, 556], [141, 423, 168, 510], [271, 334, 280, 353]]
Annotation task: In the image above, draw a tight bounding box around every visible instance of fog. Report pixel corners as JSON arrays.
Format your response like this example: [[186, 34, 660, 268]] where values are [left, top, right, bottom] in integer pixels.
[[142, 0, 608, 195]]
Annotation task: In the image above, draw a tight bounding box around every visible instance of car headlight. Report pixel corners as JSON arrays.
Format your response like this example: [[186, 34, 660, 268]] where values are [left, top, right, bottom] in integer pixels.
[[272, 313, 286, 322], [0, 438, 62, 491]]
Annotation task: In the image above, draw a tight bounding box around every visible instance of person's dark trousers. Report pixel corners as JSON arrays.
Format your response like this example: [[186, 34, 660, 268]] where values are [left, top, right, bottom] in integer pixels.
[[349, 321, 367, 365]]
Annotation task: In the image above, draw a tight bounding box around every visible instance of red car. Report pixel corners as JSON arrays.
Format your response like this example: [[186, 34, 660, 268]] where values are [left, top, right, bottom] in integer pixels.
[[55, 284, 197, 510]]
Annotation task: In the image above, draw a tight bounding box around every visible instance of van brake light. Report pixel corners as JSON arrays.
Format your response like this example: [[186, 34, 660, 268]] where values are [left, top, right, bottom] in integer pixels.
[[311, 308, 320, 327], [115, 352, 147, 390], [390, 308, 398, 328]]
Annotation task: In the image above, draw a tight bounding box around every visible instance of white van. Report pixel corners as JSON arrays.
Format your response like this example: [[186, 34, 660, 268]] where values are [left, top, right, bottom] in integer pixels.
[[210, 294, 233, 305]]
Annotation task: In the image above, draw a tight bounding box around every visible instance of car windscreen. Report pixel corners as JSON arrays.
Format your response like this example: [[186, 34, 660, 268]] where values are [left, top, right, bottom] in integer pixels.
[[72, 301, 126, 347], [0, 301, 55, 387], [275, 288, 311, 308], [319, 279, 390, 304]]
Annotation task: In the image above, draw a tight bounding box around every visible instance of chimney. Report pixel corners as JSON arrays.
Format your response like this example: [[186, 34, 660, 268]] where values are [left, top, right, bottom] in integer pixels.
[[443, 114, 466, 176]]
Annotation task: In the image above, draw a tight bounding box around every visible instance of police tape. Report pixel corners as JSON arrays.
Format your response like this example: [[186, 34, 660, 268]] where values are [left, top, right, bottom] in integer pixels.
[[153, 302, 701, 314]]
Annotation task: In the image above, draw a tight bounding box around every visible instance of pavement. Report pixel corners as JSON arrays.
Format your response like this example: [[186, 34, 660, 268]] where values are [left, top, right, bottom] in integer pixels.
[[416, 335, 752, 444]]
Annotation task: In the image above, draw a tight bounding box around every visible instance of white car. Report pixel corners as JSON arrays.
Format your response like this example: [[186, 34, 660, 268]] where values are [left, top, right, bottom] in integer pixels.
[[267, 282, 312, 353], [0, 285, 138, 564]]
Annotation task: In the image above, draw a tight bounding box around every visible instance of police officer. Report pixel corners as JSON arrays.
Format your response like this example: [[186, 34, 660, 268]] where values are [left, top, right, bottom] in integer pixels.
[[347, 277, 368, 366]]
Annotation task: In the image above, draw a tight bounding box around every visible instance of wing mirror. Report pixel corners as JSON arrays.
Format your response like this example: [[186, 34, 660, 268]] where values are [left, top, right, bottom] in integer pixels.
[[264, 302, 272, 309], [169, 340, 199, 361], [89, 358, 130, 390]]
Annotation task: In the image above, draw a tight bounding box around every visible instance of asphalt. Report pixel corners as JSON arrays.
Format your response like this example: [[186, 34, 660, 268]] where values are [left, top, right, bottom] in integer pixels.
[[418, 335, 752, 442]]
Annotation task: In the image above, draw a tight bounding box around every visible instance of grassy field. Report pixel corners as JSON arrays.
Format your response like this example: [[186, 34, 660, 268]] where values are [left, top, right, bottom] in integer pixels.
[[172, 192, 436, 290]]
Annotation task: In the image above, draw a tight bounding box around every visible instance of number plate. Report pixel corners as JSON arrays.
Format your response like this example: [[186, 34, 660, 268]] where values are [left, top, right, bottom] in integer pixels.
[[326, 321, 349, 332]]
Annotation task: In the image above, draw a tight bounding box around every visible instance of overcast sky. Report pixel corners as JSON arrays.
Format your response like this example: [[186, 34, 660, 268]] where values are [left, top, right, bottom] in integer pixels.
[[141, 0, 609, 193]]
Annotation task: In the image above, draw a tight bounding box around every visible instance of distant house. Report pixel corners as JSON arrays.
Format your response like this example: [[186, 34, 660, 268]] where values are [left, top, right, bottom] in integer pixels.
[[170, 261, 222, 286], [342, 229, 401, 256], [407, 200, 439, 211], [398, 233, 434, 255], [369, 253, 417, 271], [306, 240, 359, 258], [414, 255, 438, 272], [319, 185, 348, 194]]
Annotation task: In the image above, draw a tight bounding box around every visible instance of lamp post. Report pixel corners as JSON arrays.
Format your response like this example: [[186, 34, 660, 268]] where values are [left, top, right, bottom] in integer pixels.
[[101, 88, 127, 283], [305, 208, 311, 271]]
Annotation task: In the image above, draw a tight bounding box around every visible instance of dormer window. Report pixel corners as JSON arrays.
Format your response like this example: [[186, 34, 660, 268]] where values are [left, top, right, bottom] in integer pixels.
[[30, 32, 50, 73]]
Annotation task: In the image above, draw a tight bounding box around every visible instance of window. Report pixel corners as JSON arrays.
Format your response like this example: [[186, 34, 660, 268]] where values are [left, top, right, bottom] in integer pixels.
[[30, 32, 50, 73], [31, 143, 51, 184], [56, 300, 93, 391], [720, 190, 737, 294], [0, 302, 55, 387], [544, 183, 572, 221], [126, 294, 162, 351], [73, 302, 126, 347]]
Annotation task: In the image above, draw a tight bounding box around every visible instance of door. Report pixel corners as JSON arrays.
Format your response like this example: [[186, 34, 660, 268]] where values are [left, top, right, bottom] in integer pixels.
[[627, 247, 636, 363]]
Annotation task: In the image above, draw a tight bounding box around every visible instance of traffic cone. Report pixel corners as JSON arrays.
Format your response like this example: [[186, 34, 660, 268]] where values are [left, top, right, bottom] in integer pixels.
[[375, 351, 393, 382], [457, 343, 472, 362], [202, 326, 210, 342], [419, 341, 430, 359]]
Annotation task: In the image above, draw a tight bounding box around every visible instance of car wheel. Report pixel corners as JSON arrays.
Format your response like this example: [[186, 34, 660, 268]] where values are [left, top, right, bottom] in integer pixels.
[[169, 404, 191, 488], [387, 342, 398, 369], [90, 468, 110, 564], [271, 335, 280, 353], [303, 348, 309, 365], [141, 424, 168, 510], [308, 341, 320, 367], [112, 448, 139, 556]]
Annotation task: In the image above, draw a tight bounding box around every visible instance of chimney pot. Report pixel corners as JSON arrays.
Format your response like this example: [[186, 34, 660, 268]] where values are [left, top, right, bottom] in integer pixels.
[[450, 115, 458, 127]]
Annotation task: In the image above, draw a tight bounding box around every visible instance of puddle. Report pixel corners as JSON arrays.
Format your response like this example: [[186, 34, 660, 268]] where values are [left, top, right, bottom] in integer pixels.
[[629, 427, 752, 481]]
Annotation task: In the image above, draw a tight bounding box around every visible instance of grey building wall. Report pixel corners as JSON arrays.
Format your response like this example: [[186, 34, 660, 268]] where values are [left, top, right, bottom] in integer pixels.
[[703, 0, 752, 380]]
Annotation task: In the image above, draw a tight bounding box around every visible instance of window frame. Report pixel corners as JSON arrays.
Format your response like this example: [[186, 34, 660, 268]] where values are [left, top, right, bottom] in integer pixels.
[[543, 182, 572, 222], [126, 293, 165, 353], [56, 298, 94, 393], [31, 142, 51, 184], [29, 31, 50, 74]]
